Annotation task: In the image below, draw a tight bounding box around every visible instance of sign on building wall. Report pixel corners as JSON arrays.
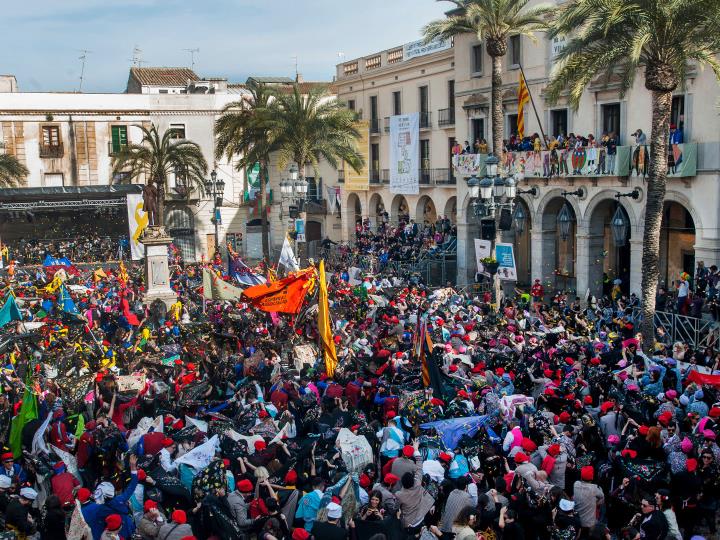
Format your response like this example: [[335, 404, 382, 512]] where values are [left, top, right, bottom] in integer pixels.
[[404, 37, 452, 61], [389, 113, 420, 195], [496, 243, 517, 281], [344, 120, 370, 191], [126, 192, 148, 260], [551, 35, 567, 62]]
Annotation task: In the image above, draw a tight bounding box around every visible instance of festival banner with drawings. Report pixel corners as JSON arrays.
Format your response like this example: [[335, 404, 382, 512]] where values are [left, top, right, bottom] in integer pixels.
[[126, 192, 149, 260], [495, 243, 517, 281]]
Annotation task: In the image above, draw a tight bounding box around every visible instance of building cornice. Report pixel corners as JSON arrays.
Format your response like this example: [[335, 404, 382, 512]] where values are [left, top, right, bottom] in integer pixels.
[[0, 109, 221, 116]]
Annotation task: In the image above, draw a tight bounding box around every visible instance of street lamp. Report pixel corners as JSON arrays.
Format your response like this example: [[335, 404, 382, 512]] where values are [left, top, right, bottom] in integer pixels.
[[205, 169, 225, 254], [513, 203, 526, 234], [558, 188, 584, 241], [610, 188, 640, 247]]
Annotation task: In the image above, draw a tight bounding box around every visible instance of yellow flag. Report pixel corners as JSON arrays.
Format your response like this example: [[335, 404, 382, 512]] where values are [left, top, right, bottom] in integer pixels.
[[318, 260, 338, 377]]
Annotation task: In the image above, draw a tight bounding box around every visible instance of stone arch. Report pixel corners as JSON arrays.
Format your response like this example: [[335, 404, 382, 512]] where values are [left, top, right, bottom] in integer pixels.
[[541, 195, 578, 292], [586, 198, 632, 297], [639, 190, 703, 239], [444, 196, 457, 224], [513, 198, 533, 285], [415, 195, 437, 226], [582, 189, 639, 233], [346, 192, 362, 242], [390, 194, 410, 225], [368, 192, 387, 228], [536, 188, 583, 231]]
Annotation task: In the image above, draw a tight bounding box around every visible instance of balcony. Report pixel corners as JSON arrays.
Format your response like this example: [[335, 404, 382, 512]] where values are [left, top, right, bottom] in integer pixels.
[[338, 169, 345, 183], [420, 111, 432, 129], [438, 108, 455, 127], [381, 169, 390, 184], [108, 141, 128, 157], [39, 143, 63, 158], [304, 199, 327, 215], [420, 168, 455, 186], [370, 169, 381, 184], [369, 118, 381, 134]]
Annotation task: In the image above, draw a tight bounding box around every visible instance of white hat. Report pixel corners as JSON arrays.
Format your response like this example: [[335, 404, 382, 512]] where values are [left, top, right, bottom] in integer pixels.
[[20, 487, 37, 500], [559, 499, 574, 512], [327, 502, 342, 519], [0, 476, 11, 489]]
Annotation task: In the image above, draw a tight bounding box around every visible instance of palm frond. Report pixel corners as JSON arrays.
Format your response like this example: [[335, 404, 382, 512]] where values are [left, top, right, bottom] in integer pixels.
[[0, 153, 29, 187]]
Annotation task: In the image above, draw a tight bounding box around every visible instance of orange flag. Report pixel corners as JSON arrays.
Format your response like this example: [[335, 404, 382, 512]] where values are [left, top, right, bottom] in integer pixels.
[[242, 268, 316, 314]]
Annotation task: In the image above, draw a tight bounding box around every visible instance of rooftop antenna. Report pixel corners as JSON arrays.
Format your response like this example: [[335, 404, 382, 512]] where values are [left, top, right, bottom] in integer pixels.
[[291, 55, 298, 79], [337, 52, 346, 62], [77, 49, 92, 92], [184, 48, 200, 72], [130, 46, 145, 67]]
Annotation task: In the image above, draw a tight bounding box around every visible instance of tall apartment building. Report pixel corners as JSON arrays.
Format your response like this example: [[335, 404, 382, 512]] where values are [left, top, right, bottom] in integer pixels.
[[338, 18, 720, 297]]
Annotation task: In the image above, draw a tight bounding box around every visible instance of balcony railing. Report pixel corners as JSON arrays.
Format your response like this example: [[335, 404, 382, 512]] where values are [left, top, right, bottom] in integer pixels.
[[370, 118, 381, 134], [438, 108, 455, 127], [420, 111, 431, 129], [370, 169, 381, 183], [108, 141, 128, 156], [384, 117, 391, 133], [39, 143, 63, 158]]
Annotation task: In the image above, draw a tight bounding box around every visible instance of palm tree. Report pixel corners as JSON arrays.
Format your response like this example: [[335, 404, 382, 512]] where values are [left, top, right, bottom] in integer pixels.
[[112, 124, 208, 228], [266, 83, 365, 189], [545, 0, 720, 346], [0, 145, 29, 187], [215, 80, 275, 260], [424, 0, 552, 155]]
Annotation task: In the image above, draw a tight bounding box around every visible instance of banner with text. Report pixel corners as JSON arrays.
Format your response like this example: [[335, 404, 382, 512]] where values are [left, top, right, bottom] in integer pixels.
[[344, 120, 370, 191], [404, 37, 453, 61], [474, 239, 491, 276], [126, 192, 148, 260], [389, 113, 420, 195], [496, 243, 517, 281]]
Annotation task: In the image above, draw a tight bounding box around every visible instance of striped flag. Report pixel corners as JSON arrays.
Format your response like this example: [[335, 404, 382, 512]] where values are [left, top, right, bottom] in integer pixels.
[[517, 71, 530, 139]]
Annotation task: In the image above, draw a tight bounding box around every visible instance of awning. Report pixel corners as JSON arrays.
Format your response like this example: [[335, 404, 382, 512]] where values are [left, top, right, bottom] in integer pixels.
[[0, 184, 143, 212]]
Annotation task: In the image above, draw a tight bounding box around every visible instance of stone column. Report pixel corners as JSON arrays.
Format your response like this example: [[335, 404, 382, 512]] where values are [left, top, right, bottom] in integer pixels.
[[629, 238, 643, 296], [141, 226, 177, 310], [575, 232, 592, 301], [530, 229, 544, 282], [456, 222, 470, 286]]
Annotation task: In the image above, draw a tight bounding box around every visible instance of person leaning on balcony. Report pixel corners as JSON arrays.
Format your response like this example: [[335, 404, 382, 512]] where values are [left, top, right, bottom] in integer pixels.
[[604, 132, 618, 174], [452, 140, 463, 155]]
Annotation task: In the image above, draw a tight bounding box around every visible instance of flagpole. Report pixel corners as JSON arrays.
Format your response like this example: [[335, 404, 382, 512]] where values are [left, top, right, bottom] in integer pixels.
[[519, 63, 549, 149]]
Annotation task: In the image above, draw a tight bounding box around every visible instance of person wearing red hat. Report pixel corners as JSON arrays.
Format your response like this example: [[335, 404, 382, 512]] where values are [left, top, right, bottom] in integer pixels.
[[574, 466, 604, 530], [1, 452, 26, 485], [292, 528, 312, 540], [391, 444, 419, 491], [227, 478, 257, 533], [159, 437, 178, 473], [158, 509, 193, 540], [51, 460, 80, 507], [138, 499, 166, 540], [103, 514, 123, 538], [140, 429, 167, 456]]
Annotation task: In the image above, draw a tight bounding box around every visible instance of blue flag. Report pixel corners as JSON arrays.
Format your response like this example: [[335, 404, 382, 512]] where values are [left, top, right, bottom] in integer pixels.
[[58, 285, 79, 314], [0, 295, 22, 328]]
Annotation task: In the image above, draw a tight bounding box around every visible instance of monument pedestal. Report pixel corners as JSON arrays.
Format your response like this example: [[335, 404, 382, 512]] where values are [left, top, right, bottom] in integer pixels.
[[140, 226, 177, 310]]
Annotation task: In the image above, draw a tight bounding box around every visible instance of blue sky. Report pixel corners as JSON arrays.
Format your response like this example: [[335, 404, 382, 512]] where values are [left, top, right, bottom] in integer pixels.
[[2, 0, 449, 93]]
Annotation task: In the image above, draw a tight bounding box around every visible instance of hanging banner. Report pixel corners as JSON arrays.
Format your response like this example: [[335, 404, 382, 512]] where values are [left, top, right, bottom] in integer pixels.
[[344, 120, 370, 191], [404, 37, 452, 61], [474, 239, 491, 276], [389, 113, 420, 195], [126, 192, 148, 260], [452, 154, 485, 176], [495, 243, 517, 281]]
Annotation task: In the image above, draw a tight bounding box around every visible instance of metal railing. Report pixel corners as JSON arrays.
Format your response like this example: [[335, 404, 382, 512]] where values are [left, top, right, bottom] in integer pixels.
[[420, 111, 432, 129], [438, 108, 455, 126], [370, 118, 381, 134], [39, 143, 64, 158], [370, 169, 381, 183], [650, 310, 718, 349]]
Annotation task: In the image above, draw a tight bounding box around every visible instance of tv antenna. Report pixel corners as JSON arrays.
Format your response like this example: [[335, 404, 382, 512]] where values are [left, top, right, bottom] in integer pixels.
[[77, 49, 92, 92], [184, 48, 200, 72], [130, 46, 146, 67], [291, 55, 298, 79]]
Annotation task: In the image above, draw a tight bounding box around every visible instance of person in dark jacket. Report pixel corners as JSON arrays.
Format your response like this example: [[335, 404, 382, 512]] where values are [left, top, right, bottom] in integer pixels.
[[39, 494, 67, 540], [5, 487, 38, 537]]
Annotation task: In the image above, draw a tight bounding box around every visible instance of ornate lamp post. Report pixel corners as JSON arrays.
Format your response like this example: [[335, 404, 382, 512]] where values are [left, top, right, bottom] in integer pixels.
[[204, 169, 226, 253]]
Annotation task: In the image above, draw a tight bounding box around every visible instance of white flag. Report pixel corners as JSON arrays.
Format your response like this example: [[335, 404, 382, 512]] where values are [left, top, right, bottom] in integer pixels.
[[185, 415, 208, 433], [278, 236, 299, 272], [32, 412, 53, 456], [175, 435, 219, 470]]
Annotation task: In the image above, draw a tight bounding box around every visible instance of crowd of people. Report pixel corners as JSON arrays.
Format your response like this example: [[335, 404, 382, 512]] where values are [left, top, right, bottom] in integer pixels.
[[2, 237, 127, 266], [0, 241, 718, 540]]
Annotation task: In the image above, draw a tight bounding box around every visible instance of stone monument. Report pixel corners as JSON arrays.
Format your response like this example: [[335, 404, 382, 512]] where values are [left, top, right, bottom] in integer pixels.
[[140, 225, 177, 310]]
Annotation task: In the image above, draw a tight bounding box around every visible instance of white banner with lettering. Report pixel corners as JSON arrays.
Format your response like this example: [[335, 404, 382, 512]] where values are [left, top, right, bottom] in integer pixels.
[[404, 37, 452, 61], [389, 113, 420, 195], [126, 192, 148, 260]]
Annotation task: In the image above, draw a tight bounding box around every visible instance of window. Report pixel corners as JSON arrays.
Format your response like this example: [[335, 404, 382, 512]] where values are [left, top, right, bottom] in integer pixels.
[[419, 86, 430, 128], [420, 140, 430, 169], [507, 114, 518, 137], [165, 207, 196, 261], [392, 91, 402, 116], [388, 48, 403, 64], [110, 125, 128, 154], [370, 143, 380, 182], [343, 62, 359, 76], [43, 173, 63, 187], [347, 99, 355, 111], [472, 118, 485, 145], [226, 232, 243, 254], [159, 89, 169, 94], [471, 44, 483, 74], [365, 55, 381, 70], [370, 96, 378, 120], [601, 103, 621, 139], [448, 80, 455, 108], [42, 126, 60, 147], [168, 123, 186, 139], [551, 109, 568, 137], [509, 36, 521, 67], [671, 95, 685, 131]]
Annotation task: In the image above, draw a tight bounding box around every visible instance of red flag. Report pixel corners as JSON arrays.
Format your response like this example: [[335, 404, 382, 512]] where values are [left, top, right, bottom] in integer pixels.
[[242, 268, 316, 314]]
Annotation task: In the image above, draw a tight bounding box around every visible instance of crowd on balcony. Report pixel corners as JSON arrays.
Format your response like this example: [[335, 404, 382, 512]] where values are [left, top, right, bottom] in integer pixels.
[[2, 236, 127, 265]]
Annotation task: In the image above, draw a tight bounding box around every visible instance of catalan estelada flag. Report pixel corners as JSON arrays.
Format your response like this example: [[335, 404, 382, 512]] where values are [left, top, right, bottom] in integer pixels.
[[517, 71, 530, 139]]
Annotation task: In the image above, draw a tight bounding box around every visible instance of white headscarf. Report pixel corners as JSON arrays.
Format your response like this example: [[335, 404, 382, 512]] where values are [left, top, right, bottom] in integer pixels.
[[93, 482, 115, 503]]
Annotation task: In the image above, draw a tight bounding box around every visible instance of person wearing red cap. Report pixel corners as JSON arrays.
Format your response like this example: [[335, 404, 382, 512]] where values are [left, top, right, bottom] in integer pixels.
[[138, 499, 166, 539], [227, 476, 257, 534], [159, 437, 178, 473], [50, 459, 80, 507], [390, 444, 418, 491], [103, 514, 123, 539], [158, 509, 193, 540], [292, 529, 312, 540], [1, 452, 26, 486], [372, 472, 400, 508], [574, 465, 604, 530]]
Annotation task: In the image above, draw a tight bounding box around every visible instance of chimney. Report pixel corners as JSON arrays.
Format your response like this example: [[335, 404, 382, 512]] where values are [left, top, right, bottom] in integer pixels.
[[296, 72, 304, 83]]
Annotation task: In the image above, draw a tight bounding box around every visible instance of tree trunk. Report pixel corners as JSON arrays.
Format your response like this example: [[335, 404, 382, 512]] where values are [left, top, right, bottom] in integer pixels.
[[490, 54, 504, 157], [260, 161, 270, 262], [639, 90, 672, 348]]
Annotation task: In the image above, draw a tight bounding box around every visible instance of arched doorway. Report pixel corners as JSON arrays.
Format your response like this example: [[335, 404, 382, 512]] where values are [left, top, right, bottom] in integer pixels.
[[346, 193, 362, 242], [588, 199, 632, 298], [390, 195, 410, 226], [660, 201, 696, 287], [444, 196, 457, 224], [542, 197, 577, 292], [369, 192, 386, 230], [416, 195, 437, 228], [513, 199, 532, 286], [166, 206, 196, 262]]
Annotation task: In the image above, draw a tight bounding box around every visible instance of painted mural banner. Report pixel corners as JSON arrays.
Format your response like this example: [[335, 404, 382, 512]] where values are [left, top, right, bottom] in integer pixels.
[[389, 113, 420, 195], [495, 243, 517, 281], [452, 154, 486, 176], [629, 143, 697, 178]]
